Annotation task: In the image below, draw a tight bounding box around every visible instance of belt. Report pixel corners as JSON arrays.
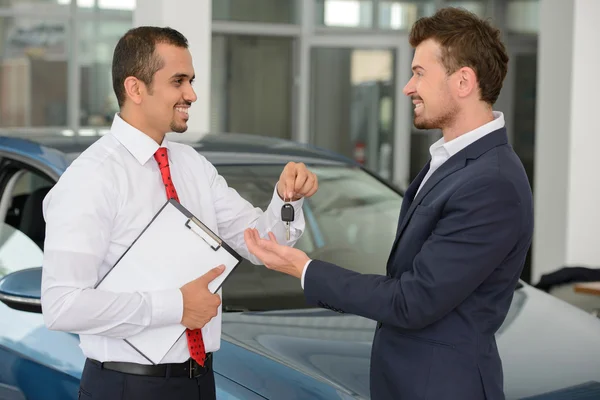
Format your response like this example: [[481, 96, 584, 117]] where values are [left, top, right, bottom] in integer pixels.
[[89, 353, 213, 379]]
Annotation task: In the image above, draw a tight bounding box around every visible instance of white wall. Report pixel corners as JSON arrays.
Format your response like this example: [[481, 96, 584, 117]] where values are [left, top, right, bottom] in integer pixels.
[[564, 0, 600, 266], [533, 0, 600, 281]]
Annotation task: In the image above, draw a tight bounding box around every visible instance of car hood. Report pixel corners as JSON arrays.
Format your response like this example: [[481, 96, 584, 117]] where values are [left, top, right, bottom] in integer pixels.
[[220, 308, 374, 399], [496, 284, 600, 399], [219, 284, 600, 400]]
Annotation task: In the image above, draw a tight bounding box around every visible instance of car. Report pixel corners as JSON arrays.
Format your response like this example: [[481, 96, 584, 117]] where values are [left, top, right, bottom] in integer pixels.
[[1, 132, 600, 400]]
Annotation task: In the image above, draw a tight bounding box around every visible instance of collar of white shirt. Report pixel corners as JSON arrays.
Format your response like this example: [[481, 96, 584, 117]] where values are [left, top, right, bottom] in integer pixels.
[[427, 111, 505, 160], [110, 113, 170, 165], [429, 111, 505, 158]]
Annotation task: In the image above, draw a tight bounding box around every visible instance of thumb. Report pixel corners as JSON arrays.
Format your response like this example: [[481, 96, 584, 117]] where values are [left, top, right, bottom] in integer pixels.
[[198, 264, 226, 284]]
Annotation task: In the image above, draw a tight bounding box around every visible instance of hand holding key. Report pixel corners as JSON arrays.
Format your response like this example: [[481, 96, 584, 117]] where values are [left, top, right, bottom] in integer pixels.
[[276, 162, 318, 201]]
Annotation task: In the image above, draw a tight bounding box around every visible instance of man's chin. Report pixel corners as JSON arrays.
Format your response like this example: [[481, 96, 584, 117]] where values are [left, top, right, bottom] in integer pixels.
[[413, 115, 442, 131], [170, 122, 188, 134], [413, 118, 432, 130]]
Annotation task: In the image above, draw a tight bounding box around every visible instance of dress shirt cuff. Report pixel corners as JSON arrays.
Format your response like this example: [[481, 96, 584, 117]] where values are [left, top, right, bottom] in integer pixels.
[[300, 259, 312, 290], [271, 184, 304, 215], [150, 289, 183, 327]]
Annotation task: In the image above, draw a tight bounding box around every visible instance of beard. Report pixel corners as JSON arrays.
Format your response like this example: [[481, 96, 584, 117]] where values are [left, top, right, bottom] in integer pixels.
[[170, 101, 192, 133], [170, 120, 188, 133], [413, 97, 459, 131]]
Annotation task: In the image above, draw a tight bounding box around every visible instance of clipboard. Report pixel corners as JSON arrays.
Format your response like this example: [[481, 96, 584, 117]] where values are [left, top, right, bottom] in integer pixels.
[[95, 199, 242, 364]]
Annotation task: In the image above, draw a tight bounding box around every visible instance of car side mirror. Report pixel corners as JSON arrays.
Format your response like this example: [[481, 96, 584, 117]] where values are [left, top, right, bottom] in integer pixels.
[[0, 267, 42, 313]]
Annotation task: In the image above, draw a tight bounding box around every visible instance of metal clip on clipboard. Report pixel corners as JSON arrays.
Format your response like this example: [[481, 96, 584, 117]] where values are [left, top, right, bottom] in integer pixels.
[[185, 216, 222, 251]]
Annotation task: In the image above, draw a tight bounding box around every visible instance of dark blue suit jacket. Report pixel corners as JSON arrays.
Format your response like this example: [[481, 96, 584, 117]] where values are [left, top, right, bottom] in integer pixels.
[[304, 128, 533, 400]]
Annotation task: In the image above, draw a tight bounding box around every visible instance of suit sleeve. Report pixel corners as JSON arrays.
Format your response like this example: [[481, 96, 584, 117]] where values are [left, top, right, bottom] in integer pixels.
[[304, 174, 522, 330]]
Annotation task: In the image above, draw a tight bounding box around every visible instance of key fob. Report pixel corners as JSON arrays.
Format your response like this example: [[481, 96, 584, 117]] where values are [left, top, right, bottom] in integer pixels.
[[281, 204, 295, 222]]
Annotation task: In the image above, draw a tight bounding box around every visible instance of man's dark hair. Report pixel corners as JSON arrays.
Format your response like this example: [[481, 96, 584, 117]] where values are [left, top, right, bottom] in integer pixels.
[[112, 26, 188, 107], [409, 7, 509, 105]]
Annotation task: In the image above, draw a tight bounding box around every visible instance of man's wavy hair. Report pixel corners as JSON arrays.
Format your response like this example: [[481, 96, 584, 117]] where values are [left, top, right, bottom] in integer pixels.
[[409, 7, 509, 105]]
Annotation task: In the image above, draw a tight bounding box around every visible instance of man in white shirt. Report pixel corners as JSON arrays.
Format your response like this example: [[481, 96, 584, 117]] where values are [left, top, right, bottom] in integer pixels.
[[41, 26, 318, 400], [243, 7, 533, 400]]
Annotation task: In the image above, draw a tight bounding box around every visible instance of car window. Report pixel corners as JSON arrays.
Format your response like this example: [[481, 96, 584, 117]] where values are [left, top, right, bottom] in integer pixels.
[[217, 164, 402, 311], [0, 168, 52, 278], [0, 222, 43, 279], [4, 170, 53, 251]]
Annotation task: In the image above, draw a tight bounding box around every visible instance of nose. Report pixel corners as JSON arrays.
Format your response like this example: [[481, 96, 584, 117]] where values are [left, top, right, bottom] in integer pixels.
[[185, 83, 198, 103], [403, 76, 416, 97]]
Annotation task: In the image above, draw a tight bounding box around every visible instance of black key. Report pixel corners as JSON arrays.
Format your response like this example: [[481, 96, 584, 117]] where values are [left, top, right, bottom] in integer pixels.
[[281, 204, 295, 222], [281, 203, 294, 241]]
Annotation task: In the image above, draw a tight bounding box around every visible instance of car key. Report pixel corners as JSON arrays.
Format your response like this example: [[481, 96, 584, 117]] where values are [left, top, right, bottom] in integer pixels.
[[281, 202, 295, 241]]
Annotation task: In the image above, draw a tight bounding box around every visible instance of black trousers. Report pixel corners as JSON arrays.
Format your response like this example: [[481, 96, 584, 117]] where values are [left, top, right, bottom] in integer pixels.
[[78, 358, 216, 400]]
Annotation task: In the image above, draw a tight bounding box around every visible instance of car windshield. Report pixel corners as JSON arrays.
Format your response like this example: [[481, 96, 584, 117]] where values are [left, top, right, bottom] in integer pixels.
[[216, 164, 402, 311]]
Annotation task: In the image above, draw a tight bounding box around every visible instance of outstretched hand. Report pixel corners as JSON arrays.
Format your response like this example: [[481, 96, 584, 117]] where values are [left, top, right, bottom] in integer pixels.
[[244, 228, 310, 279]]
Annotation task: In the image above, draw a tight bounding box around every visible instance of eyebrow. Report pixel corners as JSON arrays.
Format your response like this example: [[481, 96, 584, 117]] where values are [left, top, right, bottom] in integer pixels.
[[412, 65, 424, 72], [171, 73, 195, 82]]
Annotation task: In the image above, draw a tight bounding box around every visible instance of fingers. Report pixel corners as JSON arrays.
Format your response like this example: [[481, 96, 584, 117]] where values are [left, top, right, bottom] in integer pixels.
[[267, 232, 279, 244], [280, 162, 318, 200], [299, 172, 318, 198], [259, 233, 284, 255], [282, 162, 297, 200], [198, 264, 225, 285], [293, 165, 308, 194], [211, 293, 222, 309], [246, 229, 280, 248], [243, 228, 253, 245], [244, 229, 282, 262], [244, 228, 262, 248], [244, 229, 267, 257]]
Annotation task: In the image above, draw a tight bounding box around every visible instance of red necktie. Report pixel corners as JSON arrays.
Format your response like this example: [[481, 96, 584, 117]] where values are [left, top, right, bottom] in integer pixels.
[[154, 147, 206, 366]]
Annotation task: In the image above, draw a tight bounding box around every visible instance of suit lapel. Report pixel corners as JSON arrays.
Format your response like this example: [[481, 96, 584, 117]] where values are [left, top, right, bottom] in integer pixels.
[[385, 161, 432, 275], [386, 127, 510, 272], [397, 161, 430, 229], [389, 153, 467, 254]]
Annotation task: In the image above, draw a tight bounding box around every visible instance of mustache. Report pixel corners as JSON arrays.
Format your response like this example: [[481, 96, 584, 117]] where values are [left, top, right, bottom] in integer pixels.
[[175, 102, 192, 107], [411, 96, 423, 102]]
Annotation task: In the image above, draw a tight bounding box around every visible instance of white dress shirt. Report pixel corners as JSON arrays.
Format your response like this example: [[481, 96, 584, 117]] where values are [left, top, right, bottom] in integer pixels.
[[41, 114, 305, 364], [300, 111, 505, 288]]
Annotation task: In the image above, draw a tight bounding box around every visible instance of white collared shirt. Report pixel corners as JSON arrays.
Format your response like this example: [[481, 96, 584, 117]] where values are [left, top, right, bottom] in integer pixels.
[[300, 111, 505, 289], [41, 114, 305, 364], [415, 111, 506, 195]]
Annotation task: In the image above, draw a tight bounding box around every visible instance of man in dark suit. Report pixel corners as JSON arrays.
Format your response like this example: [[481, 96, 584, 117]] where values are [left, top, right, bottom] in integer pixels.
[[244, 7, 533, 400]]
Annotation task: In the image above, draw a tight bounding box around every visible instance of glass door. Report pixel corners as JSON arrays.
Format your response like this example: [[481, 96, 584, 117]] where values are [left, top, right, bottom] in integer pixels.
[[211, 34, 295, 139], [309, 47, 396, 180]]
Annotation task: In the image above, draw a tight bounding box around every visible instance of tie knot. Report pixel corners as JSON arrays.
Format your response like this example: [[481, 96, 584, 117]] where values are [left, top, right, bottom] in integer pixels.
[[154, 148, 169, 168]]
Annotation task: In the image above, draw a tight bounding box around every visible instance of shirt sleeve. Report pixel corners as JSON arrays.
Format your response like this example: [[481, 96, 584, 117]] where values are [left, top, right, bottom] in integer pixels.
[[204, 160, 306, 264], [301, 259, 312, 289], [41, 164, 183, 338]]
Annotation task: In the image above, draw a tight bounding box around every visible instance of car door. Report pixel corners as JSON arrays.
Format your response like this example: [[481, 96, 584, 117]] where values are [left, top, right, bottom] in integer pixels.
[[0, 137, 84, 400]]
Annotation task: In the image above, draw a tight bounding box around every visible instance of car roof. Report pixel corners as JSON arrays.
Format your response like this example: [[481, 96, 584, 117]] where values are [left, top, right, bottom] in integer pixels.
[[190, 133, 354, 166], [1, 132, 355, 168]]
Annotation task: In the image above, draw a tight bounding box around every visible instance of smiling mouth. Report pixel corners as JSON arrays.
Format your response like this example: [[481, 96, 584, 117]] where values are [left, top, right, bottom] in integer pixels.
[[175, 107, 189, 114]]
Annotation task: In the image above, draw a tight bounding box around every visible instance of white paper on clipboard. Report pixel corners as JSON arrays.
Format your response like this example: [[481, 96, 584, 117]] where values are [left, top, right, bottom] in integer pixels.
[[95, 199, 242, 364]]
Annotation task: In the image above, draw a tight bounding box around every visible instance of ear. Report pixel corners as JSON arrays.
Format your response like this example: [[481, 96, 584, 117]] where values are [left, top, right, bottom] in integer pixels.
[[456, 66, 478, 99], [123, 76, 143, 105]]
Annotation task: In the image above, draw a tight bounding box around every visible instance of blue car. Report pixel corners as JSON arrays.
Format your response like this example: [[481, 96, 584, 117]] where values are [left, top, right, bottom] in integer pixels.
[[1, 133, 600, 400]]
